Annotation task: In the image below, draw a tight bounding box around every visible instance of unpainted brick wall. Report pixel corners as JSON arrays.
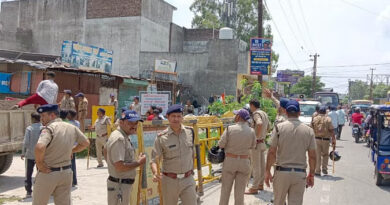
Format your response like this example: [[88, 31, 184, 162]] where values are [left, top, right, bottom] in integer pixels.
[[184, 29, 219, 41], [86, 0, 142, 19]]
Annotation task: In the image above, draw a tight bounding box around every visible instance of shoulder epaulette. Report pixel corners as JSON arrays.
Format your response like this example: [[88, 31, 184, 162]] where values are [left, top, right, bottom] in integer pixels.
[[157, 129, 169, 137]]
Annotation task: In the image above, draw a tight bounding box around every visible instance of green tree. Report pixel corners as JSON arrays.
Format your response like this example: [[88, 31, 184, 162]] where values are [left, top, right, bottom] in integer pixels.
[[290, 76, 325, 98], [373, 83, 390, 99], [190, 0, 279, 66], [349, 80, 369, 100]]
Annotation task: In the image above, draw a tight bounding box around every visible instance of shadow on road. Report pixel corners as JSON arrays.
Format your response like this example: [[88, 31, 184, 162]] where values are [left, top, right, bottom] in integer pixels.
[[0, 176, 24, 193], [318, 175, 344, 181], [254, 190, 273, 203]]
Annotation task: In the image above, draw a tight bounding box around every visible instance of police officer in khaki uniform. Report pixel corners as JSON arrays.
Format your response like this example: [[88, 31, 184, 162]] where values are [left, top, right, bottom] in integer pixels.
[[265, 100, 317, 205], [33, 104, 89, 205], [104, 110, 146, 205], [246, 99, 270, 194], [151, 104, 197, 205], [218, 109, 256, 205], [93, 108, 111, 167], [76, 92, 88, 132], [59, 90, 76, 110], [311, 106, 336, 176]]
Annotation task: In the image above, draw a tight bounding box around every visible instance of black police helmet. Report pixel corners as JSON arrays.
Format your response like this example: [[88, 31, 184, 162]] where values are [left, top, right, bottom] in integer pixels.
[[208, 146, 225, 164], [329, 151, 341, 161]]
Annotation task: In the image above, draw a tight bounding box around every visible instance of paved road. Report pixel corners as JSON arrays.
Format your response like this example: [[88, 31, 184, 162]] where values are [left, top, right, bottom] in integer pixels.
[[1, 124, 389, 204]]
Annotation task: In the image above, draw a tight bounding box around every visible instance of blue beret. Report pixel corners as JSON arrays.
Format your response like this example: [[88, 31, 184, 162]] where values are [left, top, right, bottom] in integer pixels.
[[285, 100, 300, 113], [166, 104, 183, 115], [98, 108, 105, 113], [64, 90, 72, 94], [319, 106, 327, 113], [280, 98, 289, 109], [121, 110, 142, 122], [75, 92, 84, 97], [37, 104, 59, 113]]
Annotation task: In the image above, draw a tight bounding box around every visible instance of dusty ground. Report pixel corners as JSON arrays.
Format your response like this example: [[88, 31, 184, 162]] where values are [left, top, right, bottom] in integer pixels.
[[0, 155, 271, 205]]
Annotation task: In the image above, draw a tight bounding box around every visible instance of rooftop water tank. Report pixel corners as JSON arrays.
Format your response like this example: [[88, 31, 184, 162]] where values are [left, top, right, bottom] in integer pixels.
[[219, 27, 234, 39]]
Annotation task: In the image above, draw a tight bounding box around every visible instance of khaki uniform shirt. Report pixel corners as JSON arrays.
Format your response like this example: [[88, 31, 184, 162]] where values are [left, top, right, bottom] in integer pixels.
[[311, 114, 334, 138], [131, 103, 141, 115], [95, 116, 110, 136], [37, 118, 88, 167], [60, 96, 75, 110], [78, 98, 88, 117], [252, 109, 270, 140], [106, 129, 136, 179], [151, 125, 194, 173], [218, 122, 256, 156], [275, 114, 287, 125], [270, 118, 316, 169], [109, 99, 118, 110]]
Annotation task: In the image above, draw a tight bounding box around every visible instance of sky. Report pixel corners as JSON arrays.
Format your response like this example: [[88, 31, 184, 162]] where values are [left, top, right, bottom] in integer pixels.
[[165, 0, 390, 94]]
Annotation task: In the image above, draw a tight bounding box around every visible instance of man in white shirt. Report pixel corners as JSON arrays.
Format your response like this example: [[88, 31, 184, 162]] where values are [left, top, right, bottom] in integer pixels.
[[130, 96, 141, 115], [12, 71, 58, 109]]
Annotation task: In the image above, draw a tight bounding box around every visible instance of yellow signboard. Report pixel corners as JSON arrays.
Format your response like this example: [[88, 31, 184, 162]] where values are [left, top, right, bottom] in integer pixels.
[[91, 105, 115, 125]]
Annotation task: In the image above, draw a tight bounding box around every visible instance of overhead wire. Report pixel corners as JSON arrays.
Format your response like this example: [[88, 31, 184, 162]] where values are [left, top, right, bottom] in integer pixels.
[[264, 0, 300, 69], [338, 0, 390, 19], [285, 0, 311, 52], [297, 0, 317, 52]]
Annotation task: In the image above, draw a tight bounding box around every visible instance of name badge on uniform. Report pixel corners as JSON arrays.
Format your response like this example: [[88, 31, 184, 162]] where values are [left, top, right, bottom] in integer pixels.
[[168, 144, 176, 149]]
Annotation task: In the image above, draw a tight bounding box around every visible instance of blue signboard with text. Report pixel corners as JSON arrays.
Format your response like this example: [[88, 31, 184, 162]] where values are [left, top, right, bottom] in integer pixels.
[[250, 50, 271, 75], [61, 41, 113, 73], [250, 38, 272, 50]]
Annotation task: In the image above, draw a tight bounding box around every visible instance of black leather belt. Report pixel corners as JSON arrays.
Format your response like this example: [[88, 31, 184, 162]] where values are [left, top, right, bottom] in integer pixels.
[[315, 137, 330, 141], [108, 176, 135, 184], [276, 166, 306, 173], [50, 165, 71, 172]]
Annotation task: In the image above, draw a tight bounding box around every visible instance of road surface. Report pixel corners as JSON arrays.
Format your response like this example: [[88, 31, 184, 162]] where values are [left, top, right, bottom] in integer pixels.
[[0, 124, 389, 204]]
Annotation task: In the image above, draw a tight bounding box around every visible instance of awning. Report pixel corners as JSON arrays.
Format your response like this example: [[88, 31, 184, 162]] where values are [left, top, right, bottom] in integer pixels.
[[123, 78, 149, 86]]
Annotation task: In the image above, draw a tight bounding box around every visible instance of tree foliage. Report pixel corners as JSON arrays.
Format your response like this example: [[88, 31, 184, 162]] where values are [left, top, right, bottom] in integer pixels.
[[190, 0, 279, 65], [373, 83, 390, 99], [349, 80, 369, 100], [290, 76, 325, 98], [208, 81, 277, 123]]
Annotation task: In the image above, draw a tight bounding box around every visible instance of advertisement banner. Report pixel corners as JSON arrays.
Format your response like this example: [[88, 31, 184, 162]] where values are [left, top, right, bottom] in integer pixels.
[[61, 41, 113, 73], [276, 70, 305, 85], [250, 38, 272, 50], [0, 72, 31, 94], [250, 50, 271, 75], [130, 129, 165, 205], [154, 59, 177, 74], [140, 93, 169, 115]]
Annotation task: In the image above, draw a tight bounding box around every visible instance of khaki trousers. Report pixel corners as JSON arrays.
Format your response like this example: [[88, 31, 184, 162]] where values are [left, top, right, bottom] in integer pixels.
[[273, 171, 306, 205], [161, 174, 197, 205], [32, 169, 72, 205], [315, 139, 330, 173], [250, 145, 265, 189], [78, 111, 87, 132], [219, 157, 251, 205], [96, 136, 106, 165], [107, 179, 132, 205]]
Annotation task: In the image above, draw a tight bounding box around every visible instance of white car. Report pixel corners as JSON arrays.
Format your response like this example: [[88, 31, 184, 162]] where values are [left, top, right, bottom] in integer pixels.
[[299, 101, 321, 126]]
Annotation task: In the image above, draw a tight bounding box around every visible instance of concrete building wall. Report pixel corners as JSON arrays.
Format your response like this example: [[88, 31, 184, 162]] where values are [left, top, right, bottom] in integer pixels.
[[183, 41, 209, 53], [141, 0, 174, 28], [169, 23, 184, 53], [140, 17, 169, 52], [84, 17, 141, 76]]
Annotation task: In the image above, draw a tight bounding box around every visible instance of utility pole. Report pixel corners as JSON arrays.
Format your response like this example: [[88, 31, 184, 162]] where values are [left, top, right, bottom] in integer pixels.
[[257, 0, 264, 84], [348, 79, 351, 104], [369, 68, 375, 100], [310, 53, 319, 98]]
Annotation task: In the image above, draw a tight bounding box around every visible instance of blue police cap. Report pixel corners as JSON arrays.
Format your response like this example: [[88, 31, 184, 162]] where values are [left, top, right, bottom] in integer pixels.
[[98, 108, 105, 114], [285, 100, 300, 113], [64, 89, 72, 94], [319, 106, 327, 113], [37, 104, 59, 113], [280, 98, 289, 109], [166, 104, 183, 115], [121, 110, 142, 122], [121, 107, 127, 113], [75, 92, 84, 97]]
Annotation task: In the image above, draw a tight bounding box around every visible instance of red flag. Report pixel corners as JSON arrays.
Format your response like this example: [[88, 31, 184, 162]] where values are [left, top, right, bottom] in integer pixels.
[[221, 93, 225, 104]]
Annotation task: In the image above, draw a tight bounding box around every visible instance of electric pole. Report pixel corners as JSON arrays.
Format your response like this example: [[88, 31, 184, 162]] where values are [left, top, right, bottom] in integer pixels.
[[369, 68, 375, 100], [310, 53, 319, 98], [348, 79, 351, 104], [257, 0, 263, 84]]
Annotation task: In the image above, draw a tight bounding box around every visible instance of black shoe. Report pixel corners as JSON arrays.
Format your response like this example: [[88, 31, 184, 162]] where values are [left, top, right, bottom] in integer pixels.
[[26, 192, 32, 198], [97, 164, 103, 168], [315, 173, 321, 177], [322, 170, 328, 175]]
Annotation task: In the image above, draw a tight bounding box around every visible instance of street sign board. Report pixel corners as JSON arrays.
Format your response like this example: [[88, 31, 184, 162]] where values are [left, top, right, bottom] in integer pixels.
[[61, 41, 113, 73], [250, 38, 272, 50], [276, 70, 305, 85], [155, 59, 177, 74], [140, 93, 170, 115], [250, 50, 271, 75]]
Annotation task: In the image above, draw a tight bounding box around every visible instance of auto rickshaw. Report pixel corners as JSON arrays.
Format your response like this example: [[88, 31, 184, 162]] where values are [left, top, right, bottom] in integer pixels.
[[370, 105, 390, 186]]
